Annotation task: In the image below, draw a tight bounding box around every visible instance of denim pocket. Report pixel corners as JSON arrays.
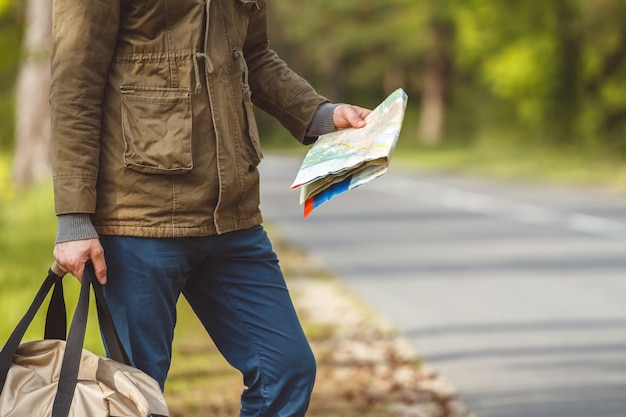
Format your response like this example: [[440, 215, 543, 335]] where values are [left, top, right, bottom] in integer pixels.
[[120, 86, 193, 175]]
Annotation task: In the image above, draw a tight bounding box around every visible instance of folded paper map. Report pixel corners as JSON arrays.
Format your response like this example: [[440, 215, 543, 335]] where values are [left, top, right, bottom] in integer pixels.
[[291, 88, 408, 218]]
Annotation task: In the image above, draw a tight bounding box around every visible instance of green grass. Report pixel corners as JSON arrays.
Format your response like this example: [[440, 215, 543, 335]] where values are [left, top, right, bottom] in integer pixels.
[[0, 171, 63, 344], [0, 177, 114, 355], [0, 171, 240, 416], [393, 138, 626, 192], [0, 172, 241, 415]]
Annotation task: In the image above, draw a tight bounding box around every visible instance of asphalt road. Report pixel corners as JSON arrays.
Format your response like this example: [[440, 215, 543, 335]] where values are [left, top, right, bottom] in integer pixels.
[[259, 153, 626, 417]]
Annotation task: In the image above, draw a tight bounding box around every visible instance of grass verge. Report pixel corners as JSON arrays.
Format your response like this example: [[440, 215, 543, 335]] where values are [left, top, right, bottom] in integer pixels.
[[393, 139, 626, 192]]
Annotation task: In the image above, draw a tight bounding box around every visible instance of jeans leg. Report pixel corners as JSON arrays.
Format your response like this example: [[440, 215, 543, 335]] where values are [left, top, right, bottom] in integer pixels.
[[182, 226, 316, 417], [99, 235, 195, 390]]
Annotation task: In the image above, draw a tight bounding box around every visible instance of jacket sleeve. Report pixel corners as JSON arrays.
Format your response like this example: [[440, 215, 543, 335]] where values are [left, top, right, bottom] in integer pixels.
[[243, 0, 328, 143], [50, 0, 120, 215]]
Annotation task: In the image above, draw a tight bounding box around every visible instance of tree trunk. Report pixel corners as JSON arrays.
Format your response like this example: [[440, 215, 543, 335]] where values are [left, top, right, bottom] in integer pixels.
[[548, 0, 581, 143], [418, 20, 453, 145], [12, 0, 52, 187], [320, 44, 343, 101], [418, 63, 446, 145]]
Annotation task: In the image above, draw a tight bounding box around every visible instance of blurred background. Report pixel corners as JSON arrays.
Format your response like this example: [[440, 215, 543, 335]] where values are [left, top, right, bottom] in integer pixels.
[[1, 1, 626, 415], [264, 0, 626, 187], [1, 0, 626, 190]]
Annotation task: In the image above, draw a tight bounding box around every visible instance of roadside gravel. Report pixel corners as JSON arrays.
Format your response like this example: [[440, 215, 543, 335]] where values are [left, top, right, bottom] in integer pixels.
[[274, 235, 472, 417]]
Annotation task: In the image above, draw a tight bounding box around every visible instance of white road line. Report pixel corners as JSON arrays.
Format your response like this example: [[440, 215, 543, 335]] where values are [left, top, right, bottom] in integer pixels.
[[370, 175, 626, 240]]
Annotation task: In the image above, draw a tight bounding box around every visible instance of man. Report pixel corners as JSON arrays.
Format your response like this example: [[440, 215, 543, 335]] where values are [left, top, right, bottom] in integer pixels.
[[50, 0, 370, 416]]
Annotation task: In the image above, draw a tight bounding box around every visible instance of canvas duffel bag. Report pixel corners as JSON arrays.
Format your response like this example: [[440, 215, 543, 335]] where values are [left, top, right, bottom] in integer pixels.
[[0, 262, 169, 417]]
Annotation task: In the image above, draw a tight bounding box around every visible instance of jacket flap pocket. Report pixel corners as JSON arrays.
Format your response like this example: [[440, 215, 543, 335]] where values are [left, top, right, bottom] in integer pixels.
[[120, 87, 193, 175]]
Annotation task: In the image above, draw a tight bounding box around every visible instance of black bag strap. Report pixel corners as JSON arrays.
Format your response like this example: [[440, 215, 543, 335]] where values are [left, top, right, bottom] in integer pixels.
[[42, 262, 129, 364], [92, 272, 130, 364], [51, 266, 92, 417], [0, 262, 132, 417], [45, 274, 67, 340], [52, 262, 131, 417], [0, 265, 61, 393]]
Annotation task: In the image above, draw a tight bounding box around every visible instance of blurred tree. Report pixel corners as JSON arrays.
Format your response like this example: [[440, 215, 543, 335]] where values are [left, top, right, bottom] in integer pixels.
[[417, 1, 455, 144], [453, 0, 626, 150], [454, 1, 563, 134], [0, 0, 23, 151], [579, 0, 626, 152], [12, 0, 51, 186], [2, 0, 624, 183], [269, 0, 456, 143], [268, 0, 626, 153], [0, 0, 10, 14]]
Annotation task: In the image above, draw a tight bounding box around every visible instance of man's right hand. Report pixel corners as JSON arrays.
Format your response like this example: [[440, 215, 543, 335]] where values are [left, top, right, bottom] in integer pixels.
[[53, 238, 107, 284]]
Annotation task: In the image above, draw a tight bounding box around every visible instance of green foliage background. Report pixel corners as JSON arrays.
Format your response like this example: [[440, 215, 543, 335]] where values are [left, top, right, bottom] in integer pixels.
[[0, 0, 22, 151], [264, 0, 626, 159], [2, 0, 626, 162]]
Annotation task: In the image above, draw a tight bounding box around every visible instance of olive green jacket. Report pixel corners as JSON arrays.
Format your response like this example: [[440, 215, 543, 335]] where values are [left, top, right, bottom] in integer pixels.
[[51, 0, 327, 238]]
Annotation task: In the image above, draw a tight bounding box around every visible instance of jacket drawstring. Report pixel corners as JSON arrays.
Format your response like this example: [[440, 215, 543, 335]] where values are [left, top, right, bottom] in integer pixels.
[[232, 50, 251, 96], [193, 52, 215, 95], [193, 50, 251, 96]]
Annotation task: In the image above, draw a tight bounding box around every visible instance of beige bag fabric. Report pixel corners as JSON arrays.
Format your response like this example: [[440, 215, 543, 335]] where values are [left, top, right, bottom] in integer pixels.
[[0, 263, 169, 417]]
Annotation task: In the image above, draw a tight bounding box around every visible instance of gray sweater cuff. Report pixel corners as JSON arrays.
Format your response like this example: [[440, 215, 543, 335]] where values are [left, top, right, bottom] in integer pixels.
[[55, 213, 99, 244], [305, 102, 339, 138]]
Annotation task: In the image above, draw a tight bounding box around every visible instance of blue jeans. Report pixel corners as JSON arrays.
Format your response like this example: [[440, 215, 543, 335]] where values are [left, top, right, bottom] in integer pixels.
[[99, 226, 315, 417]]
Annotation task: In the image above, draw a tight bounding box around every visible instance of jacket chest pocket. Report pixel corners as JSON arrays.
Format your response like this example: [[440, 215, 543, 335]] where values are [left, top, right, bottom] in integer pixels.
[[120, 87, 193, 175]]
